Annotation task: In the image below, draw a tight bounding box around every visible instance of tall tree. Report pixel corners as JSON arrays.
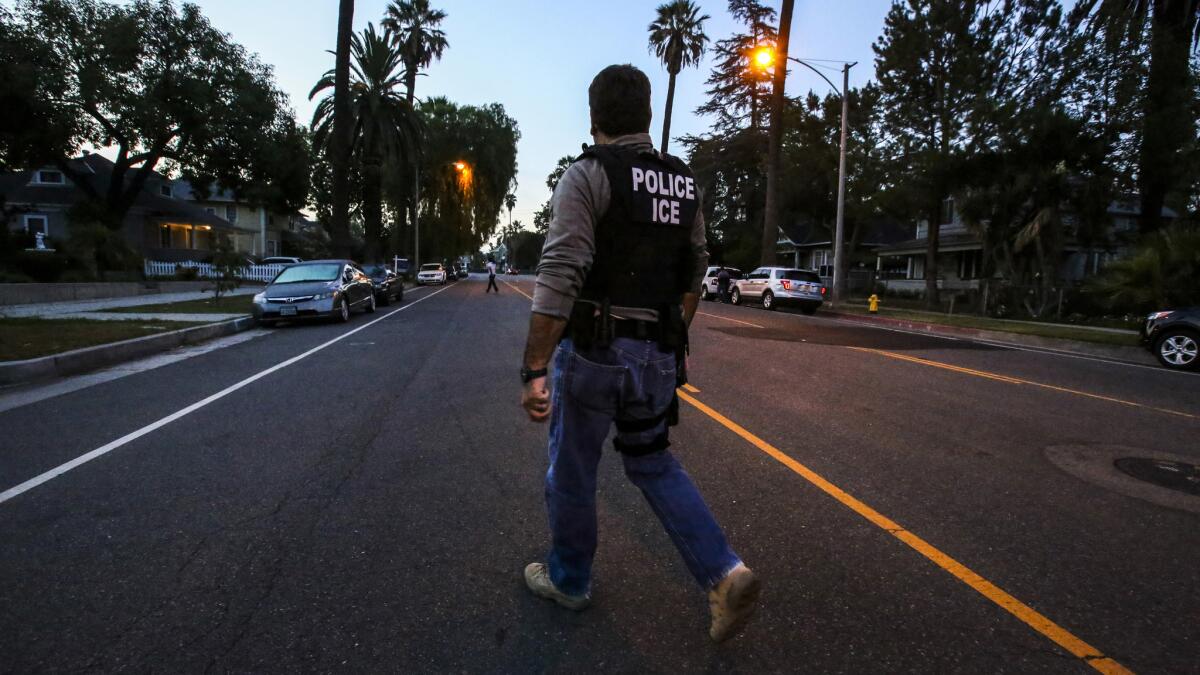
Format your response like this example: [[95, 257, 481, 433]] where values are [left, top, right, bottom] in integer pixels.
[[311, 24, 422, 262], [504, 192, 516, 229], [760, 0, 794, 266], [382, 0, 449, 104], [647, 0, 711, 153], [873, 0, 997, 308], [696, 0, 777, 134], [1075, 0, 1200, 232], [8, 0, 307, 227], [330, 0, 356, 257]]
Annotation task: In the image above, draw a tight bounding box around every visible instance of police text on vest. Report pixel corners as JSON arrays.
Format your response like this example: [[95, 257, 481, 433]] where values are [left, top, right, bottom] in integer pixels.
[[631, 167, 694, 225]]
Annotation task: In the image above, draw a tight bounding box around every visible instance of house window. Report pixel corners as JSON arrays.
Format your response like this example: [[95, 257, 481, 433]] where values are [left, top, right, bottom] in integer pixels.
[[225, 206, 238, 223], [160, 225, 171, 249], [160, 184, 172, 198], [204, 207, 216, 216], [940, 197, 955, 225], [958, 250, 983, 279], [267, 240, 279, 256], [23, 214, 49, 235], [910, 256, 926, 280], [34, 170, 65, 185]]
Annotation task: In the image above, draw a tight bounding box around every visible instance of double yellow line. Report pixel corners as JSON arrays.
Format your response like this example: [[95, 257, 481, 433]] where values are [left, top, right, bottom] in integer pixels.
[[676, 388, 1132, 674]]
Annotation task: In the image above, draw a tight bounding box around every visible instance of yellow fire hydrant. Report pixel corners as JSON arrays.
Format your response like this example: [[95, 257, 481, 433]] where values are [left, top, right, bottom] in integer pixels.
[[868, 294, 880, 313]]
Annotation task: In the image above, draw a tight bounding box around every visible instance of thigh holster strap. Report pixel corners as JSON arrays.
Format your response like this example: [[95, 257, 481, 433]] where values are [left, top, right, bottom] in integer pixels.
[[613, 432, 670, 456]]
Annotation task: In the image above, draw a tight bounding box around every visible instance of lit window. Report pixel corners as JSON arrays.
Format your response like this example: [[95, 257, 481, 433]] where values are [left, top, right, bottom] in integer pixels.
[[23, 214, 49, 235], [35, 170, 64, 185]]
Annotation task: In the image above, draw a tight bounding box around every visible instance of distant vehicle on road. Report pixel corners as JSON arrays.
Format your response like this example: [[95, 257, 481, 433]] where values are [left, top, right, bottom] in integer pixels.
[[731, 267, 826, 314], [1141, 307, 1199, 371], [700, 266, 743, 301], [456, 267, 469, 279], [364, 263, 403, 306], [417, 263, 448, 285], [261, 256, 303, 266], [253, 260, 376, 326]]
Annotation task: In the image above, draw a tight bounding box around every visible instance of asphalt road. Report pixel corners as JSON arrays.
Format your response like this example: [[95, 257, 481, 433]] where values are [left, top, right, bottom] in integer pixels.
[[1, 275, 1196, 673]]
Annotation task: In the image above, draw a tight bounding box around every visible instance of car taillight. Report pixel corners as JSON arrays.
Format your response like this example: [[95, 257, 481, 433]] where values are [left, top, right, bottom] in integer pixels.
[[820, 286, 827, 295], [780, 280, 791, 291]]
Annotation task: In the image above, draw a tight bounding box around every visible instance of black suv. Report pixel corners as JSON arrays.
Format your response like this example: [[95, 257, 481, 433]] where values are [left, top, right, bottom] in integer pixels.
[[1140, 307, 1200, 371]]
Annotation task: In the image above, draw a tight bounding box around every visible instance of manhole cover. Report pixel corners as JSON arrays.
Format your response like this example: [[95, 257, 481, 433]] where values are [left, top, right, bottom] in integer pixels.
[[1114, 458, 1200, 497]]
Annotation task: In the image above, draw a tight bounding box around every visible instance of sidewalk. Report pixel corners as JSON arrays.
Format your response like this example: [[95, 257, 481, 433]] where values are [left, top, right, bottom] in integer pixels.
[[0, 287, 257, 321]]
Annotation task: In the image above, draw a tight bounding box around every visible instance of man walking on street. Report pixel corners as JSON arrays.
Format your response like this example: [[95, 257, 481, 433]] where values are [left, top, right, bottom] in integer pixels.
[[486, 257, 500, 293], [519, 64, 759, 642], [717, 266, 732, 303]]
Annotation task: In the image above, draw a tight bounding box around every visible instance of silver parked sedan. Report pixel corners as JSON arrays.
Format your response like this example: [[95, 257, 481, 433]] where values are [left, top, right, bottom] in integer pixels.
[[731, 267, 826, 314], [252, 260, 376, 326]]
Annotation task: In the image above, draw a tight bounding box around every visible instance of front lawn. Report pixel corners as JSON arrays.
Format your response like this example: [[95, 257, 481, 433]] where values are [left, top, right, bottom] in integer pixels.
[[0, 318, 207, 361], [107, 294, 255, 315]]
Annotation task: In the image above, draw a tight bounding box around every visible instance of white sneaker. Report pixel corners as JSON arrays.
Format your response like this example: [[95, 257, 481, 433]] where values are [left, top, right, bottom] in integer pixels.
[[524, 562, 591, 611], [708, 563, 760, 642]]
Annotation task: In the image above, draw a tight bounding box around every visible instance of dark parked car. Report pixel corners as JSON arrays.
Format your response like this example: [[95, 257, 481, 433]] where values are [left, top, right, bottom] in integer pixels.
[[252, 260, 376, 326], [456, 266, 468, 279], [364, 264, 403, 306], [1140, 307, 1199, 371]]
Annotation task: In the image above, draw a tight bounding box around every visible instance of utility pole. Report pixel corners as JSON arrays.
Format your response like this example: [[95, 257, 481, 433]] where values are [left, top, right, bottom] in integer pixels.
[[759, 0, 794, 267], [832, 61, 856, 304]]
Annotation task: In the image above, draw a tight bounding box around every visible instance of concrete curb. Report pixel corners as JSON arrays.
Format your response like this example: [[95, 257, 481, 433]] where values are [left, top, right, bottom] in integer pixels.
[[821, 310, 1156, 365], [0, 316, 257, 386]]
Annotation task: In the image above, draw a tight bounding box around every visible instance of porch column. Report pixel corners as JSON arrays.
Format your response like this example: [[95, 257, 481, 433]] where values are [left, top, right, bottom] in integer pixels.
[[259, 207, 267, 256]]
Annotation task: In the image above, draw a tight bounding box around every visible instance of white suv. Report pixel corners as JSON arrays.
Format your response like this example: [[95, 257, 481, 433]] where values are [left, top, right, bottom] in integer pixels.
[[416, 263, 448, 285], [731, 267, 826, 314]]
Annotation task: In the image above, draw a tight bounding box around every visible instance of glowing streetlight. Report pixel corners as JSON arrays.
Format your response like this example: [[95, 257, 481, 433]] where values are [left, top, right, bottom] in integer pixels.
[[753, 46, 775, 69], [454, 161, 466, 172]]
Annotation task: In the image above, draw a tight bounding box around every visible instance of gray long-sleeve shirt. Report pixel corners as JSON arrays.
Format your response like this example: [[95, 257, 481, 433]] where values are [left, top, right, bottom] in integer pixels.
[[532, 133, 709, 322]]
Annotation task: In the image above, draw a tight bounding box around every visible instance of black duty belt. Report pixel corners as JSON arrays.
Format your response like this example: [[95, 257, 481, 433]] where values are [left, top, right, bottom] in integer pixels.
[[611, 318, 659, 341]]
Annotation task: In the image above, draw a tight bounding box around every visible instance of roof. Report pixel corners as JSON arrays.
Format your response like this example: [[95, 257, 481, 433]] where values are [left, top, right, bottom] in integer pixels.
[[875, 232, 982, 256], [778, 217, 911, 249], [0, 155, 241, 231]]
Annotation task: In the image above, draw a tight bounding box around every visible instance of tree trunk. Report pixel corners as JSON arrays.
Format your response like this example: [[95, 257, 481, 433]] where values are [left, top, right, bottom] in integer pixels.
[[330, 0, 355, 258], [759, 0, 794, 267], [1138, 3, 1194, 233], [362, 156, 383, 263], [661, 71, 678, 154], [924, 205, 940, 309]]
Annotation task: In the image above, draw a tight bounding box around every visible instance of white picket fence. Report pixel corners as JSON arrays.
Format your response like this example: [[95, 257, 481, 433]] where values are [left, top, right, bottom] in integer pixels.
[[144, 260, 286, 283]]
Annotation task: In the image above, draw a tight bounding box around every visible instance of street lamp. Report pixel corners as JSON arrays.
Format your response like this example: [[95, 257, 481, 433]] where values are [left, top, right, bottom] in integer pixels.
[[753, 46, 856, 304]]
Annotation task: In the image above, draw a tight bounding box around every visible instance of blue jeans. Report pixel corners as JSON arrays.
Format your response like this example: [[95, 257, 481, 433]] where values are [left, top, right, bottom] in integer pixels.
[[544, 337, 741, 596]]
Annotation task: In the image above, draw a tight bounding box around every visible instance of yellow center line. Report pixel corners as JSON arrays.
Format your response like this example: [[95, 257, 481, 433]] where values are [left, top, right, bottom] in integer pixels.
[[849, 347, 1196, 420], [502, 280, 533, 301], [696, 311, 764, 329], [681, 383, 701, 393], [675, 388, 1131, 675]]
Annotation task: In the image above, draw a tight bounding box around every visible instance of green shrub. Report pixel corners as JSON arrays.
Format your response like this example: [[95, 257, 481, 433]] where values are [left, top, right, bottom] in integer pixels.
[[15, 250, 72, 282], [174, 264, 199, 281], [1088, 224, 1200, 314]]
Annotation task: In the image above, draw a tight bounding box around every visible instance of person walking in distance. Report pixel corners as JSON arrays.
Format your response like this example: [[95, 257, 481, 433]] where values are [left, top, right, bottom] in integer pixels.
[[717, 266, 732, 303], [486, 257, 500, 293], [519, 64, 759, 642]]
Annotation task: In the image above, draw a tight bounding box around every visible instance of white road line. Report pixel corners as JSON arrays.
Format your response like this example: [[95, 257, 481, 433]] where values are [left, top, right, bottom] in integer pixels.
[[0, 285, 452, 506], [696, 311, 764, 329]]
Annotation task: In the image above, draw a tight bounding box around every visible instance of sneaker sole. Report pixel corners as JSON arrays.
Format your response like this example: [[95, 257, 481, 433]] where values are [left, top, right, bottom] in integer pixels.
[[524, 566, 591, 611], [711, 572, 761, 642]]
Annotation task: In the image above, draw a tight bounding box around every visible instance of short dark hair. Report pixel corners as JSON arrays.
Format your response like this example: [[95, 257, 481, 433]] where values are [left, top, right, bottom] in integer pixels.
[[588, 65, 652, 137]]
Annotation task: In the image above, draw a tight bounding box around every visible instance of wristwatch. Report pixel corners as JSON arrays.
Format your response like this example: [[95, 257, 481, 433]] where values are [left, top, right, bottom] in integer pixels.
[[520, 366, 548, 384]]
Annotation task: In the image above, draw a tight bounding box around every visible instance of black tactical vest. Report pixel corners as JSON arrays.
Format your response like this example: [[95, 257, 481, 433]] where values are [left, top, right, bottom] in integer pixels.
[[576, 144, 700, 311]]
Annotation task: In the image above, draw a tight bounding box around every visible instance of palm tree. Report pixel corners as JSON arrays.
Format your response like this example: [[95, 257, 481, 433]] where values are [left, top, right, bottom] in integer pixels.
[[504, 192, 516, 228], [382, 0, 449, 104], [312, 24, 422, 261], [1076, 0, 1200, 232], [330, 0, 356, 257], [647, 0, 710, 154]]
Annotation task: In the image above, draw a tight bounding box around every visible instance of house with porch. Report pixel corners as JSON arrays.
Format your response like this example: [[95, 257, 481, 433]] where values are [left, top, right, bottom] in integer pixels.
[[776, 218, 909, 291], [176, 182, 301, 259], [872, 197, 1167, 295], [0, 154, 239, 262]]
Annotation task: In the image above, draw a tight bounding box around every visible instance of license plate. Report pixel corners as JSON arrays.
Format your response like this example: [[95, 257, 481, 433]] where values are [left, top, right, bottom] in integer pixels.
[[280, 306, 297, 316]]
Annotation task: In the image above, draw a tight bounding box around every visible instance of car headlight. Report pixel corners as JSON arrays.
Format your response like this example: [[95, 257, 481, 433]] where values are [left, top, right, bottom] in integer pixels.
[[312, 291, 334, 301], [1148, 311, 1174, 321], [253, 292, 266, 304]]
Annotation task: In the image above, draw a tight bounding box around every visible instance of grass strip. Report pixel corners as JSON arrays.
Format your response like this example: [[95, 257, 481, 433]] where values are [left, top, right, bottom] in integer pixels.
[[105, 295, 254, 315], [0, 317, 208, 361], [833, 305, 1140, 347]]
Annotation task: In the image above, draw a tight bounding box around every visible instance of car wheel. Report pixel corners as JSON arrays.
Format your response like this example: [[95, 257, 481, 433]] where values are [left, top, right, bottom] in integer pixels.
[[335, 297, 350, 323], [731, 288, 742, 306], [702, 284, 713, 301], [801, 304, 818, 316], [396, 287, 404, 302], [762, 291, 775, 311], [365, 293, 376, 314], [377, 291, 390, 306], [1155, 329, 1199, 371]]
